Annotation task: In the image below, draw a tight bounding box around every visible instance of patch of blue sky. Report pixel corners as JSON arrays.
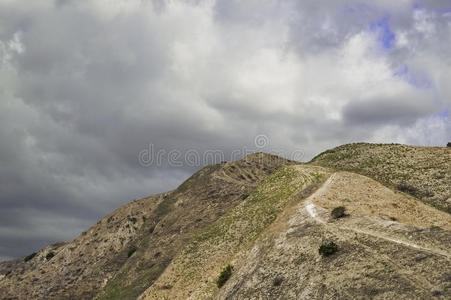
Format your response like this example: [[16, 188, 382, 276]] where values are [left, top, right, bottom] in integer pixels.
[[341, 3, 374, 15], [393, 65, 408, 77], [370, 16, 395, 50], [413, 1, 451, 15], [433, 109, 448, 119], [393, 64, 433, 89]]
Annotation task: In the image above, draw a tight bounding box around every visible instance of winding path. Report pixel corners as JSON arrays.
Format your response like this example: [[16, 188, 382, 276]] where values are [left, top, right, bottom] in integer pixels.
[[303, 173, 451, 259]]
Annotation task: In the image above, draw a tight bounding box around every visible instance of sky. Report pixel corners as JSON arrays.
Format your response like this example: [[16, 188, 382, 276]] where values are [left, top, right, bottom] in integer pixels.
[[0, 0, 450, 261]]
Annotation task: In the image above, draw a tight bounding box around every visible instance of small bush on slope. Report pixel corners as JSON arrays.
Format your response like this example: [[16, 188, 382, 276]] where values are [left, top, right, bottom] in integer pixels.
[[273, 276, 283, 286], [127, 248, 136, 258], [46, 252, 55, 260], [331, 206, 346, 219], [319, 241, 338, 257], [217, 265, 233, 288], [24, 252, 37, 262]]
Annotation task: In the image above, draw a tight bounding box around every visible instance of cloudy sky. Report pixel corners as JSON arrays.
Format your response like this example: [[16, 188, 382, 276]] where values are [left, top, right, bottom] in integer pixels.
[[0, 0, 450, 261]]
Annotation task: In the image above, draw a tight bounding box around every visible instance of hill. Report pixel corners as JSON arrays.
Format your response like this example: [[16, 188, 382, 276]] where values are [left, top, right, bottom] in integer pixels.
[[0, 153, 293, 299], [0, 144, 450, 299], [311, 143, 451, 213], [140, 166, 450, 299]]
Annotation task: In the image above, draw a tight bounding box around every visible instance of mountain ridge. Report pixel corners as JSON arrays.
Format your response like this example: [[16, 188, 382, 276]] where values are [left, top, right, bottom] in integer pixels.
[[0, 144, 450, 299]]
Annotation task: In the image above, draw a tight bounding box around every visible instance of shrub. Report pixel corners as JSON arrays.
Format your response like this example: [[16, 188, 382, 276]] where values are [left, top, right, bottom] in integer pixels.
[[273, 276, 283, 286], [396, 182, 420, 196], [127, 247, 137, 258], [318, 241, 338, 257], [45, 252, 55, 260], [331, 206, 346, 219], [160, 284, 173, 290], [397, 182, 433, 198], [447, 142, 451, 147], [216, 264, 233, 288], [24, 252, 37, 262]]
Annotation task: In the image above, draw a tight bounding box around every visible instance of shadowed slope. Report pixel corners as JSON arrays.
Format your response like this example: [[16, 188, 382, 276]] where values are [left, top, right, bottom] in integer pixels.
[[0, 153, 292, 300], [0, 193, 165, 299], [96, 153, 293, 299]]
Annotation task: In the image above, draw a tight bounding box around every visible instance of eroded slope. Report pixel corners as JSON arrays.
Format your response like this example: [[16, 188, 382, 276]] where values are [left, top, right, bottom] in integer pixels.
[[140, 165, 329, 300], [0, 193, 165, 299], [96, 153, 294, 299], [139, 166, 451, 299], [0, 153, 292, 300], [219, 169, 451, 299]]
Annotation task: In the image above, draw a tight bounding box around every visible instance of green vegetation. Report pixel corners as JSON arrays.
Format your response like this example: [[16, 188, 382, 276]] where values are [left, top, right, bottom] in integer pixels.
[[309, 148, 336, 162], [310, 172, 324, 182], [312, 143, 450, 213], [216, 264, 233, 288], [161, 284, 173, 290], [273, 276, 283, 286], [184, 166, 315, 252], [396, 182, 420, 196], [95, 282, 133, 300], [127, 247, 137, 258], [151, 165, 325, 296], [100, 160, 274, 299], [447, 142, 451, 147], [397, 182, 434, 198], [318, 241, 338, 257], [331, 206, 346, 219], [46, 252, 55, 260], [24, 252, 37, 262]]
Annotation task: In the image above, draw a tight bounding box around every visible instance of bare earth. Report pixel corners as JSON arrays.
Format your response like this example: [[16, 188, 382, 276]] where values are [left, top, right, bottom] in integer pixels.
[[0, 144, 450, 299]]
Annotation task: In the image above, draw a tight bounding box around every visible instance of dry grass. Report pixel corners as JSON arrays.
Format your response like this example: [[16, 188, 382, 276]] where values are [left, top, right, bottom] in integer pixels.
[[311, 171, 451, 229], [140, 165, 328, 300], [312, 143, 451, 213]]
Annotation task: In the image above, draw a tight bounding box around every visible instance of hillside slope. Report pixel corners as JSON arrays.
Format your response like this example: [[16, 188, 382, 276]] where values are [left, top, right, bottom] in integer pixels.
[[96, 153, 293, 299], [140, 166, 451, 299], [0, 153, 292, 299], [0, 144, 450, 299], [0, 193, 165, 299], [139, 165, 329, 299], [311, 143, 451, 213], [217, 170, 450, 299]]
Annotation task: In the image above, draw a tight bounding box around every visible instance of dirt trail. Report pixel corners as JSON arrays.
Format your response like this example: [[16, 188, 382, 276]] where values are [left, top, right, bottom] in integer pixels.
[[303, 172, 451, 259]]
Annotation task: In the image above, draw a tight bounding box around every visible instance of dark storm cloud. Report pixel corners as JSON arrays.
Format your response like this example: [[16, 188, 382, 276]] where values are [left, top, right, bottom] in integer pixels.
[[0, 0, 450, 260], [342, 93, 438, 126]]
